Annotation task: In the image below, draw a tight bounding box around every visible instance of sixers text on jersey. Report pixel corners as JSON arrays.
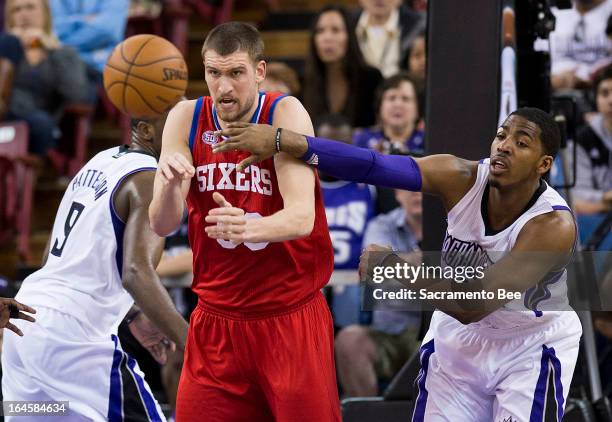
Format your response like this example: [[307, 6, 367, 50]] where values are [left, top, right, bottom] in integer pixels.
[[195, 162, 272, 195]]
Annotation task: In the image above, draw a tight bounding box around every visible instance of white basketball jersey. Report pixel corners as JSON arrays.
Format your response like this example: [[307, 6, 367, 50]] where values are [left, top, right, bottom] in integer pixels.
[[16, 146, 157, 338], [440, 158, 575, 330]]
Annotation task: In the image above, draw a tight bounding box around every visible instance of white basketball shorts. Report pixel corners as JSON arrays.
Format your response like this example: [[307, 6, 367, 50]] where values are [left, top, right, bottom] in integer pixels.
[[411, 311, 582, 422], [1, 306, 165, 422]]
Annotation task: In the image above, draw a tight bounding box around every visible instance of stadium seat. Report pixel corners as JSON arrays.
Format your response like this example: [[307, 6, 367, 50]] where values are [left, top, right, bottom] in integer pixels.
[[0, 121, 36, 262], [47, 103, 95, 178], [126, 0, 191, 56], [564, 398, 597, 422], [184, 0, 234, 26], [61, 103, 95, 177]]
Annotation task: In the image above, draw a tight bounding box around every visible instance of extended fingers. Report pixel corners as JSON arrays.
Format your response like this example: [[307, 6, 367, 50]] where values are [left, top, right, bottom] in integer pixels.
[[17, 312, 35, 323], [167, 155, 194, 179], [211, 136, 243, 153], [236, 155, 261, 172], [205, 215, 247, 226], [7, 299, 36, 315], [212, 192, 233, 208], [205, 220, 247, 240], [150, 344, 167, 365], [5, 322, 23, 336], [173, 153, 195, 174], [205, 229, 245, 242], [207, 206, 244, 217], [158, 162, 176, 183], [214, 126, 248, 138]]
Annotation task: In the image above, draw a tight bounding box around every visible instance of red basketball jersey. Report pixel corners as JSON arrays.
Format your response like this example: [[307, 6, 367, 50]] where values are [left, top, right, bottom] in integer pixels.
[[186, 92, 334, 315]]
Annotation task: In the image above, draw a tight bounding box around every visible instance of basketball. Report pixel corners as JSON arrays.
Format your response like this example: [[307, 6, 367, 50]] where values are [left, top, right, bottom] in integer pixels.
[[103, 34, 188, 118]]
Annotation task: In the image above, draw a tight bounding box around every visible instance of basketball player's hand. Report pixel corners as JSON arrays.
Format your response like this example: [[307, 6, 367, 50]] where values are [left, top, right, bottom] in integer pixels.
[[128, 312, 176, 365], [212, 122, 277, 171], [157, 152, 195, 186], [359, 244, 394, 281], [204, 192, 248, 243], [0, 298, 36, 336]]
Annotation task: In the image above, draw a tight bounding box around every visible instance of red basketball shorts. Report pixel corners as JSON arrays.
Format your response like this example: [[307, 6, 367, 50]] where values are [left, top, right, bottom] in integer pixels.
[[175, 292, 341, 422]]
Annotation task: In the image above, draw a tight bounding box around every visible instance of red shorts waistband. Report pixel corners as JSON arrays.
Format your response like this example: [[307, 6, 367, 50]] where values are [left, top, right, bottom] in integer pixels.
[[196, 292, 323, 321]]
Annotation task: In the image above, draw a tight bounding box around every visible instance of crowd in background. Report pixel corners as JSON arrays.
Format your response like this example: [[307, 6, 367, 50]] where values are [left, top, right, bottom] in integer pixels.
[[0, 0, 611, 413]]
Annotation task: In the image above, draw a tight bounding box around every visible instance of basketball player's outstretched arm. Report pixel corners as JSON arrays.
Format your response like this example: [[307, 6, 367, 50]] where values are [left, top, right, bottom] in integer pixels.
[[116, 171, 189, 349], [150, 100, 196, 236], [362, 211, 576, 324], [213, 124, 476, 211], [206, 97, 319, 242]]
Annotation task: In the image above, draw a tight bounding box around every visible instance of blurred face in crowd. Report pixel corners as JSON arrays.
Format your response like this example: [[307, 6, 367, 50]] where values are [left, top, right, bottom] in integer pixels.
[[359, 0, 400, 22], [379, 81, 419, 130], [395, 190, 422, 220], [596, 78, 612, 123], [489, 115, 551, 189], [317, 123, 352, 145], [259, 77, 290, 94], [409, 36, 427, 81], [203, 49, 265, 122], [7, 0, 47, 30], [314, 11, 349, 64]]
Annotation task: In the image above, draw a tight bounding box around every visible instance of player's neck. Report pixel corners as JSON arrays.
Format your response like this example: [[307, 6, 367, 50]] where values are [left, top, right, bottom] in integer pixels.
[[486, 179, 541, 229], [130, 140, 158, 159]]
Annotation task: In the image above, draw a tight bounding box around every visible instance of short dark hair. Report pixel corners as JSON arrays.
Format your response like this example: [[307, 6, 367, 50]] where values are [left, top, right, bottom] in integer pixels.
[[508, 107, 561, 157], [202, 22, 264, 62], [593, 63, 612, 97], [374, 72, 420, 117]]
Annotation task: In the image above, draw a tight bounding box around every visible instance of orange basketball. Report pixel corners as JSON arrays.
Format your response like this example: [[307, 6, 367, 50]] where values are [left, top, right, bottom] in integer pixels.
[[103, 34, 188, 118]]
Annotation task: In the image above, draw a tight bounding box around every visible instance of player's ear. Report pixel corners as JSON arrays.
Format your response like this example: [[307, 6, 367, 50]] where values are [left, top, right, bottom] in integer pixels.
[[137, 121, 155, 141], [255, 60, 266, 84], [537, 154, 553, 175]]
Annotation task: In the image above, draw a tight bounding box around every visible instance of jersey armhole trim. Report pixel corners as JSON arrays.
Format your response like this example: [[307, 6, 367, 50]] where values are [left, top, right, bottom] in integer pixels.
[[551, 205, 578, 252], [188, 97, 203, 151], [109, 167, 157, 225], [268, 94, 288, 124], [109, 166, 155, 278]]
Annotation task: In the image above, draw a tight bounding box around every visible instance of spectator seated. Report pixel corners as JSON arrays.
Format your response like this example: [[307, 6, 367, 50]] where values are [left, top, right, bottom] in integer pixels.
[[353, 73, 425, 155], [0, 121, 35, 262]]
